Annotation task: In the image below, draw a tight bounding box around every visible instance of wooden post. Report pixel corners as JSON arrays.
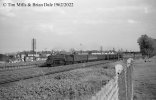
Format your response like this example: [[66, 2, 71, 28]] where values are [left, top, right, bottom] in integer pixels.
[[115, 64, 123, 100], [127, 58, 134, 100]]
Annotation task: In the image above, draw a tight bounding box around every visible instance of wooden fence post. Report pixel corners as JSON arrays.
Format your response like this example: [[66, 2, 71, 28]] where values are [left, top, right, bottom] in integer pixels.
[[127, 58, 134, 100], [115, 64, 124, 100]]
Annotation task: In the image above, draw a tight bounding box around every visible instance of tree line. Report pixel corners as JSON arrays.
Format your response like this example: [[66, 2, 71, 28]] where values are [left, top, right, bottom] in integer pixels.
[[137, 34, 156, 57]]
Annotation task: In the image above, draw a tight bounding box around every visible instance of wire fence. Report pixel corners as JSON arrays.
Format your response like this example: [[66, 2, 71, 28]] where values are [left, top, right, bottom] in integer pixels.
[[91, 58, 134, 100]]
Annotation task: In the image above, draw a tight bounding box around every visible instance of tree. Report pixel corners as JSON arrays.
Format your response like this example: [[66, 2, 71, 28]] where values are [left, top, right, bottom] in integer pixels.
[[0, 54, 9, 62], [137, 34, 154, 57], [69, 48, 76, 54], [153, 39, 156, 54]]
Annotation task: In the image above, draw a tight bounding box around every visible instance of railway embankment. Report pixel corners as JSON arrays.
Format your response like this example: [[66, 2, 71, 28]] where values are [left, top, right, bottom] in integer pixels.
[[0, 61, 116, 100], [0, 60, 112, 84]]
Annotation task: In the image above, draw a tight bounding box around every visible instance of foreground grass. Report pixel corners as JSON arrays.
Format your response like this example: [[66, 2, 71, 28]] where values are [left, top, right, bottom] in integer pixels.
[[133, 58, 156, 100], [0, 63, 115, 100]]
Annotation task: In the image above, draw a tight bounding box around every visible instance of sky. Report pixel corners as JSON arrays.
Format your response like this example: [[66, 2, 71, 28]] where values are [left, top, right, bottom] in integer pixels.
[[0, 0, 156, 53]]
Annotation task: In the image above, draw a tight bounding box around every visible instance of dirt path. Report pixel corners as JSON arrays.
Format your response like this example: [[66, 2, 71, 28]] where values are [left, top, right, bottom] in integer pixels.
[[133, 58, 156, 100]]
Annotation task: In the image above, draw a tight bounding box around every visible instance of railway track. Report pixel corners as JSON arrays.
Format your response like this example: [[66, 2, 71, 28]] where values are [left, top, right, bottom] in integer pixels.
[[0, 61, 45, 71], [0, 60, 114, 85], [0, 64, 38, 71]]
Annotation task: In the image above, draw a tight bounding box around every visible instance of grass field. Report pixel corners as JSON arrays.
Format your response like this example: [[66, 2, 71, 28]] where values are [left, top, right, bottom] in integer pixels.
[[133, 57, 156, 100], [0, 62, 116, 100], [0, 60, 111, 84]]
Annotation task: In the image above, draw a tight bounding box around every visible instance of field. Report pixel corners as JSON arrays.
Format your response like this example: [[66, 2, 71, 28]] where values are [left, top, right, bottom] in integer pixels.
[[133, 57, 156, 100], [0, 60, 112, 84], [0, 62, 116, 100]]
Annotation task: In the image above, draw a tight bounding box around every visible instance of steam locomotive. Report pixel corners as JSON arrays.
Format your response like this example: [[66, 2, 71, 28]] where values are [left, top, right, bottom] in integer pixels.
[[45, 53, 122, 67]]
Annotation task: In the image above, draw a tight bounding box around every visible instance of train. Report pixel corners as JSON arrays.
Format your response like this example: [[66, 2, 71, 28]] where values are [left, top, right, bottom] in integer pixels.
[[45, 53, 123, 67]]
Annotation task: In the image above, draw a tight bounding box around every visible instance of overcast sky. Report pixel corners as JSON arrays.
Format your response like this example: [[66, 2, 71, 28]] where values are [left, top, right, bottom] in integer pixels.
[[0, 0, 156, 53]]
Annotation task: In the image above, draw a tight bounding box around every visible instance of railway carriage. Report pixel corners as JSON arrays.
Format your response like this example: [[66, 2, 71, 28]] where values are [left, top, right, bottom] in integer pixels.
[[97, 55, 106, 60], [88, 55, 98, 61], [73, 55, 88, 63]]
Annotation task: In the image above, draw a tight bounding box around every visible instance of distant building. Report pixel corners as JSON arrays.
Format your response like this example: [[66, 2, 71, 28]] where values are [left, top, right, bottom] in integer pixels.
[[25, 56, 34, 62]]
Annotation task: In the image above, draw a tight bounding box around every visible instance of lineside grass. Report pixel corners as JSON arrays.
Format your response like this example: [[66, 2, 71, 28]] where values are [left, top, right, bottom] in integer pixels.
[[0, 63, 116, 100]]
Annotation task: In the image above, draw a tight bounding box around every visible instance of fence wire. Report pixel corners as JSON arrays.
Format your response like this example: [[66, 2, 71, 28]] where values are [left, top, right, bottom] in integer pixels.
[[91, 58, 134, 100]]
